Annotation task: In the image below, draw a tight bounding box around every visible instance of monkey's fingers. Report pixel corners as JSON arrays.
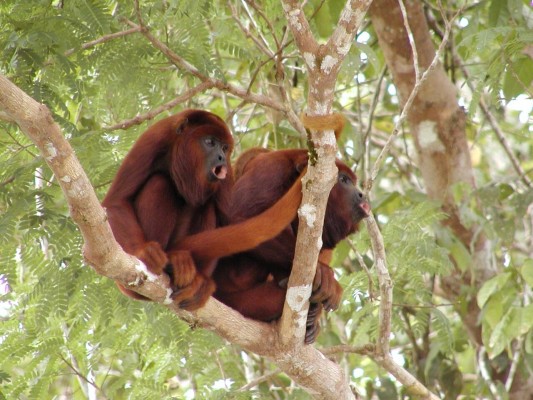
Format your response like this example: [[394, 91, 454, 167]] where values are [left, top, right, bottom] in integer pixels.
[[311, 263, 343, 311], [323, 284, 342, 312], [171, 275, 215, 311], [312, 263, 323, 293], [305, 303, 323, 344], [167, 250, 197, 288], [135, 241, 168, 275]]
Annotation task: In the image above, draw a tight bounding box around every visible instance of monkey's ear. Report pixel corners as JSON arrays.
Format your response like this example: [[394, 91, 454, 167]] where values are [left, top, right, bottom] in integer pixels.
[[176, 118, 189, 134]]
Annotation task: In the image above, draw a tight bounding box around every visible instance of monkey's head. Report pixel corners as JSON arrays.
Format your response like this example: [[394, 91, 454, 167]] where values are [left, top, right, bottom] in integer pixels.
[[322, 162, 370, 248], [169, 110, 234, 206]]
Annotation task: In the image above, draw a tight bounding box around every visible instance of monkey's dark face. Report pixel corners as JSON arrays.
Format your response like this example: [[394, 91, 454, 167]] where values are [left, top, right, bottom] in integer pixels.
[[169, 114, 234, 206], [200, 135, 231, 183], [334, 170, 370, 223], [323, 167, 370, 248]]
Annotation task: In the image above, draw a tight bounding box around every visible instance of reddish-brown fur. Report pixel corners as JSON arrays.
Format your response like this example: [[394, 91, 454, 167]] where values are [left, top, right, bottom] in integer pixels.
[[102, 110, 235, 309], [213, 149, 370, 343]]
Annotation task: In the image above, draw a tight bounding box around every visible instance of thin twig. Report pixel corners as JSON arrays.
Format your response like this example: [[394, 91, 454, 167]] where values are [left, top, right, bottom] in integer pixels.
[[505, 282, 531, 391], [103, 81, 215, 131], [478, 347, 503, 400], [246, 0, 283, 51], [240, 0, 274, 56], [238, 369, 282, 391], [64, 27, 142, 57], [321, 344, 375, 356], [362, 66, 387, 183], [480, 98, 532, 187], [355, 249, 376, 300], [398, 0, 420, 80], [59, 354, 107, 399], [229, 1, 274, 58]]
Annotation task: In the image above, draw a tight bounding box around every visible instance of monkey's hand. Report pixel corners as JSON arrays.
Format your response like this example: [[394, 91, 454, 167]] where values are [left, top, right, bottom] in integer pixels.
[[167, 250, 216, 310], [134, 241, 169, 275], [311, 262, 343, 312]]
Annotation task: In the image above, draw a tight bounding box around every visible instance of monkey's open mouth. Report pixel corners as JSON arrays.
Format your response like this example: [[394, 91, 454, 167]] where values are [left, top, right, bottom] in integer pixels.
[[212, 165, 228, 180], [354, 201, 371, 220], [360, 202, 371, 216]]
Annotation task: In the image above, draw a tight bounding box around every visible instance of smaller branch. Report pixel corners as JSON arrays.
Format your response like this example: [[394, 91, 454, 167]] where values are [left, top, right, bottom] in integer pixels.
[[365, 213, 392, 356], [279, 0, 373, 352], [355, 249, 376, 300], [240, 0, 274, 56], [327, 0, 374, 64], [284, 106, 306, 136], [362, 66, 387, 181], [4, 129, 39, 158], [320, 344, 375, 356], [479, 98, 532, 187], [129, 3, 204, 80], [63, 27, 142, 57], [377, 356, 440, 400], [103, 81, 215, 131], [238, 369, 281, 391], [246, 0, 283, 51], [365, 211, 439, 398], [397, 0, 420, 80], [0, 176, 15, 187], [59, 354, 106, 399], [229, 1, 274, 58], [505, 284, 530, 391], [280, 0, 319, 58], [505, 337, 524, 392], [401, 309, 423, 360], [478, 347, 503, 400]]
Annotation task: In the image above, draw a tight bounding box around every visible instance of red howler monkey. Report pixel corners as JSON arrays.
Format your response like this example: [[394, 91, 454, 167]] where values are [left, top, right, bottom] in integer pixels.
[[212, 148, 370, 343], [102, 110, 233, 307]]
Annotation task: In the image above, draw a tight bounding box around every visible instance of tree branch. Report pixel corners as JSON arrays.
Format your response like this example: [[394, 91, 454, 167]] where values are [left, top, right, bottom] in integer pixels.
[[63, 27, 142, 57], [103, 81, 216, 131], [365, 216, 439, 400], [279, 0, 373, 352]]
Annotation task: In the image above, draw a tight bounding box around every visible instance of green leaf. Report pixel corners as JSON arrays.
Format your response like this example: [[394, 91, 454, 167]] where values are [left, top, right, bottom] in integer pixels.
[[489, 0, 508, 26], [477, 272, 511, 308], [488, 306, 529, 356], [520, 260, 533, 287], [518, 305, 533, 335], [503, 57, 533, 100], [313, 1, 333, 38], [449, 238, 472, 273]]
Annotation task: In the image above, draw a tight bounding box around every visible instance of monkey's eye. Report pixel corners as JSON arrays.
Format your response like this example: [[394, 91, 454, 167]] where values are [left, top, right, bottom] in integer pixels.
[[204, 137, 216, 147], [222, 144, 229, 152], [339, 174, 352, 185]]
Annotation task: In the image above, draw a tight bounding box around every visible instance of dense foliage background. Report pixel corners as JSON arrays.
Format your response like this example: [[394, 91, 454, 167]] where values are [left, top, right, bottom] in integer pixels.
[[0, 0, 532, 398]]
